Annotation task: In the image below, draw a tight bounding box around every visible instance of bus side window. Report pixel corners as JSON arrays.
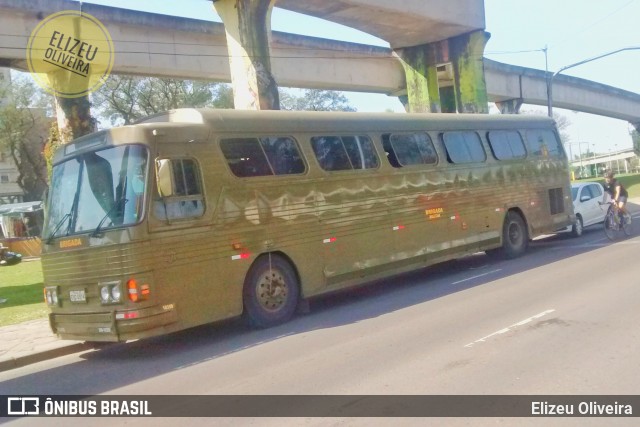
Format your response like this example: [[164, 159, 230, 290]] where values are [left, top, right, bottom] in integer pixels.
[[442, 131, 486, 164], [525, 129, 563, 158], [221, 137, 306, 177], [311, 136, 352, 171], [311, 136, 379, 171], [154, 158, 205, 220], [384, 133, 437, 167], [220, 138, 273, 177], [172, 159, 187, 195], [382, 134, 401, 168], [487, 131, 526, 160], [259, 137, 306, 175], [342, 136, 379, 169]]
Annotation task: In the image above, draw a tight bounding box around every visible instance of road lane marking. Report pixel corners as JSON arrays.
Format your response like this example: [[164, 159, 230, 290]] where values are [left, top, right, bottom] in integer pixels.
[[451, 269, 502, 285], [465, 309, 556, 348]]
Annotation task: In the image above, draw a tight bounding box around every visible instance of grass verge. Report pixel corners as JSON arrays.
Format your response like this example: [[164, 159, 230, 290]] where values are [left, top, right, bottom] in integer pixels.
[[0, 260, 48, 327], [573, 173, 640, 198]]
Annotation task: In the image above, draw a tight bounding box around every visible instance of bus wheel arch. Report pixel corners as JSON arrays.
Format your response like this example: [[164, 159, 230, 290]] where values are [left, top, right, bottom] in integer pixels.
[[242, 252, 300, 328], [501, 209, 529, 258]]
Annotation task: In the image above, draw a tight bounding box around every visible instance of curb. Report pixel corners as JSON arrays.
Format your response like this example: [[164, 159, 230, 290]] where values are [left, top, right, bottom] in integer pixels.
[[0, 343, 92, 373]]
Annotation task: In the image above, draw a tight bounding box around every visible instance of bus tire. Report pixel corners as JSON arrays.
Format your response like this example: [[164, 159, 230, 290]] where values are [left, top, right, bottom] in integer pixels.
[[502, 211, 528, 259], [243, 254, 300, 328]]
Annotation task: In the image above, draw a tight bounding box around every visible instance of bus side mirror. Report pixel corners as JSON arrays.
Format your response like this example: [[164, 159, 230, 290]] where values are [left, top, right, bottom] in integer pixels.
[[155, 159, 174, 197]]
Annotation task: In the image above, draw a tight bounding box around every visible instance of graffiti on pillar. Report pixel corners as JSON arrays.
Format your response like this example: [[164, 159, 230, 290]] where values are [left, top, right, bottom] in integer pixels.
[[396, 45, 440, 113], [451, 31, 490, 114]]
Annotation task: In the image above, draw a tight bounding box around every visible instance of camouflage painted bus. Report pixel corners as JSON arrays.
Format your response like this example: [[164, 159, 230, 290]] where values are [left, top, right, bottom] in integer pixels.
[[42, 109, 574, 342]]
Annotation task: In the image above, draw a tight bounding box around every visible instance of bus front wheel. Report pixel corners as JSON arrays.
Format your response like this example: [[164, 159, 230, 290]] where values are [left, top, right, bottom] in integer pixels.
[[243, 254, 300, 328]]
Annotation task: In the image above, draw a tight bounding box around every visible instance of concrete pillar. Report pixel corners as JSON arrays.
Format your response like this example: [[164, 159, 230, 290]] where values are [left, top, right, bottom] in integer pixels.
[[632, 122, 640, 157], [397, 95, 410, 112], [48, 70, 96, 143], [450, 30, 490, 113], [213, 0, 280, 110], [495, 98, 523, 114], [395, 45, 440, 113], [53, 96, 96, 143], [439, 86, 457, 113]]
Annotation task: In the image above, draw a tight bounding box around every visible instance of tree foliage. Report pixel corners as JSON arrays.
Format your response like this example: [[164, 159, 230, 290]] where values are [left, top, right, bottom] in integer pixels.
[[92, 77, 357, 125], [92, 76, 234, 126], [279, 89, 356, 112], [520, 109, 571, 143], [0, 75, 52, 201]]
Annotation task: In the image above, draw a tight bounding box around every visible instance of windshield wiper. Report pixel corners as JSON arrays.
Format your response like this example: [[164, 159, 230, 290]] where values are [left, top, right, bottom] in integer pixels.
[[91, 197, 129, 238], [45, 213, 72, 245]]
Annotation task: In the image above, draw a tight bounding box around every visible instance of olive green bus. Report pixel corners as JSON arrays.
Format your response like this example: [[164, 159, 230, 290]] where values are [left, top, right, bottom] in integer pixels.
[[42, 109, 574, 342]]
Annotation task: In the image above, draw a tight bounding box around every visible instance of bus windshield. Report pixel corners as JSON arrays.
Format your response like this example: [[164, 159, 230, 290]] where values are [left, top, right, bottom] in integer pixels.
[[45, 145, 149, 240]]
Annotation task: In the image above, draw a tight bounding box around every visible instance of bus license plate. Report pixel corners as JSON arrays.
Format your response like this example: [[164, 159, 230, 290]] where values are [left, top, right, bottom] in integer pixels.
[[69, 290, 86, 303]]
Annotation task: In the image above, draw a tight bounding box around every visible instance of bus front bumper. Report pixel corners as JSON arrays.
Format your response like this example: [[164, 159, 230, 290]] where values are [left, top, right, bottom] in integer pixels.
[[49, 303, 179, 342]]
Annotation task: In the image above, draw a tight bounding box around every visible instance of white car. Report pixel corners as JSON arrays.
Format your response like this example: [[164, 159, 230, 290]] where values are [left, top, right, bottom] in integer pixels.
[[568, 182, 607, 237]]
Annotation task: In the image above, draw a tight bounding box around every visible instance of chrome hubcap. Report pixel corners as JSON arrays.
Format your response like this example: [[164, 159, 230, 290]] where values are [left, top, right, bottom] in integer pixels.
[[257, 269, 288, 312]]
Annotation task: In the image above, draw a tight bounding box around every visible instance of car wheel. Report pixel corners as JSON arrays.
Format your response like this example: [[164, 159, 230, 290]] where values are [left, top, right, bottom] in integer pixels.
[[571, 215, 583, 237]]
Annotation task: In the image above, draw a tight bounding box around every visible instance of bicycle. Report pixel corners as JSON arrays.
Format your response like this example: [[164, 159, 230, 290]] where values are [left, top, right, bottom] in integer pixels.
[[600, 201, 632, 240]]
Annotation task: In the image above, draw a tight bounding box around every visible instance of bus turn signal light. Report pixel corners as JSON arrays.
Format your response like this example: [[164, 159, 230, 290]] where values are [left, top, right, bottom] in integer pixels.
[[127, 279, 150, 303]]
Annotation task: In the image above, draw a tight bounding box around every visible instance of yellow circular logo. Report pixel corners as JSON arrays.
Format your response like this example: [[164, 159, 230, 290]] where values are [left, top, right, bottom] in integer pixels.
[[27, 10, 114, 98]]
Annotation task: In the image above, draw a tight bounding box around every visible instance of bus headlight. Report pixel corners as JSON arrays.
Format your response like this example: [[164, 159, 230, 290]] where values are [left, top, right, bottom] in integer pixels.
[[111, 285, 122, 302], [44, 286, 59, 306], [100, 286, 110, 303], [99, 281, 122, 305]]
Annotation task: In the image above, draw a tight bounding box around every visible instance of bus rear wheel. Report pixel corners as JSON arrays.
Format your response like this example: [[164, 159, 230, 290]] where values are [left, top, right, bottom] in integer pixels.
[[243, 254, 299, 328], [487, 211, 528, 260], [502, 211, 528, 259]]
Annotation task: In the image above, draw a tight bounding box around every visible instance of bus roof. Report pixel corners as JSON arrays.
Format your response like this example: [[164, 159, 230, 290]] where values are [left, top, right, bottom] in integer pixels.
[[135, 108, 557, 134]]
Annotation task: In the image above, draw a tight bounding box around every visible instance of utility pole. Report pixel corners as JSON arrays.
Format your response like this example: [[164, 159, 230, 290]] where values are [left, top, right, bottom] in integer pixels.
[[548, 47, 640, 117]]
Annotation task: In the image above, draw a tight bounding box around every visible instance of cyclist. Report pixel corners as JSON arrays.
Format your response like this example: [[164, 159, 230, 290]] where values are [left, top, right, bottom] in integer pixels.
[[602, 170, 630, 223]]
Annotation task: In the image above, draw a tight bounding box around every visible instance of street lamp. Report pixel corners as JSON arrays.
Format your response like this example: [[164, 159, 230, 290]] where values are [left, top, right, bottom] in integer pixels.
[[592, 143, 596, 176], [614, 144, 620, 173], [547, 47, 640, 117]]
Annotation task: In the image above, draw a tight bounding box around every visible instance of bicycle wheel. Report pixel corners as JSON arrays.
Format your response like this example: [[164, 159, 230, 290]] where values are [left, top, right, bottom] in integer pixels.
[[623, 214, 633, 237], [604, 211, 617, 241]]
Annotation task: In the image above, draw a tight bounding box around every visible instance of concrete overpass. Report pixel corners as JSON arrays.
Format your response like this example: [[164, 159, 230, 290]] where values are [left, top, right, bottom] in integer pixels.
[[0, 0, 639, 126], [570, 147, 638, 176]]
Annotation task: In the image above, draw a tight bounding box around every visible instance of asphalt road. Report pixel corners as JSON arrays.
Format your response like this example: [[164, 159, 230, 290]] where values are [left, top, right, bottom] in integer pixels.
[[1, 218, 639, 426]]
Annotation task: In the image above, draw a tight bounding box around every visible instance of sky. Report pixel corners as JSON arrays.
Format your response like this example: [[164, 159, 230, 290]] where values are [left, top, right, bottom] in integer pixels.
[[61, 0, 640, 155]]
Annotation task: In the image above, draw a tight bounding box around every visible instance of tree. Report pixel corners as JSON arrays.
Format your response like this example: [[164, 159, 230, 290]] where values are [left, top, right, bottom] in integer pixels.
[[553, 113, 572, 144], [520, 109, 571, 143], [92, 78, 357, 125], [279, 89, 356, 112], [0, 75, 52, 201], [92, 76, 234, 126]]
